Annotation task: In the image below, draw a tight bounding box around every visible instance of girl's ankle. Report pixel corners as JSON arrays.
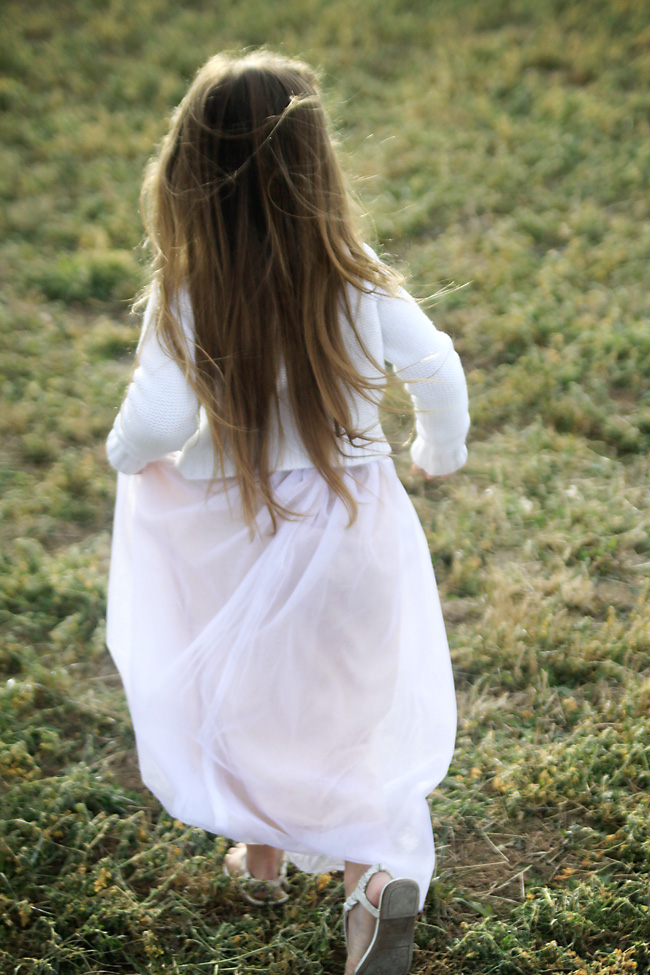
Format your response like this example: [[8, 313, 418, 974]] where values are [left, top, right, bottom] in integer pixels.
[[245, 845, 284, 880]]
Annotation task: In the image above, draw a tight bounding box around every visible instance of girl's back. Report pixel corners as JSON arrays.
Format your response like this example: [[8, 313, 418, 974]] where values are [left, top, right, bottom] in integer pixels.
[[135, 51, 407, 523]]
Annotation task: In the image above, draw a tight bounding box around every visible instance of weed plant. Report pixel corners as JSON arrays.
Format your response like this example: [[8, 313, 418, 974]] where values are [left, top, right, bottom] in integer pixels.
[[1, 0, 649, 972]]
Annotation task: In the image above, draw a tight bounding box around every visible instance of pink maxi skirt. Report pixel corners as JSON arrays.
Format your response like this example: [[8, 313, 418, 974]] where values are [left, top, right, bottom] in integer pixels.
[[106, 457, 456, 908]]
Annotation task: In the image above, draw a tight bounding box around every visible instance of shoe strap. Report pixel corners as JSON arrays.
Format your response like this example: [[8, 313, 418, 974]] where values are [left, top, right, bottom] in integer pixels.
[[241, 851, 288, 888], [343, 863, 392, 919]]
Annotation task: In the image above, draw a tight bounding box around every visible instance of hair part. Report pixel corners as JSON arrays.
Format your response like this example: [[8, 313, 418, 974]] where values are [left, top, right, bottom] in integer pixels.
[[139, 49, 403, 530]]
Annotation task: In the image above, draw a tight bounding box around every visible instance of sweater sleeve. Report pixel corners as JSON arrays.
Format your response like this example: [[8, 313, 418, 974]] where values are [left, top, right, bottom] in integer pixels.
[[106, 290, 199, 474], [376, 288, 470, 477]]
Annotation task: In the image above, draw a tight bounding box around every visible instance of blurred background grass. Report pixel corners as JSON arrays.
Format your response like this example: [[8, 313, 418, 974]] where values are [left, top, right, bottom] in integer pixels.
[[1, 0, 649, 972]]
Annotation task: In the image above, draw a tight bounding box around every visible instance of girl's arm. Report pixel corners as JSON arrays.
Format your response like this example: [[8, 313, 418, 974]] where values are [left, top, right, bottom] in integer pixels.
[[377, 288, 470, 478], [106, 291, 199, 474]]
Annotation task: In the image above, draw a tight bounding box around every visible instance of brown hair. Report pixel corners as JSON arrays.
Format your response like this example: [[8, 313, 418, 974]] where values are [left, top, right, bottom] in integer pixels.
[[140, 50, 402, 528]]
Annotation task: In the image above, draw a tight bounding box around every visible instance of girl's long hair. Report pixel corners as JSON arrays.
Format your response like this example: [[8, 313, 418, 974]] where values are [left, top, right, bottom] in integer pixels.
[[140, 50, 402, 529]]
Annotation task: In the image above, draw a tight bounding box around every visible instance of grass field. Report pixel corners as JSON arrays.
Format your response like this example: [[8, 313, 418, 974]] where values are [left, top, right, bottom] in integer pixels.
[[1, 0, 650, 972]]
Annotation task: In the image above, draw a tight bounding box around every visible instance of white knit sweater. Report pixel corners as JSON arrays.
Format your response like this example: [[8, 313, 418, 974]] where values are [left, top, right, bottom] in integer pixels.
[[106, 280, 470, 479]]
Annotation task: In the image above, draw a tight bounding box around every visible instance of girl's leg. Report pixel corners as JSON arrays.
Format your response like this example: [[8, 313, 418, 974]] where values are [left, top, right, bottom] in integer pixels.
[[224, 850, 394, 973], [343, 861, 392, 975], [224, 842, 285, 880]]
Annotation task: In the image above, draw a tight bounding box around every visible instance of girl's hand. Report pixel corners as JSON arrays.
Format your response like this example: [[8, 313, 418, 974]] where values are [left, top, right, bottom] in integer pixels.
[[411, 464, 452, 482]]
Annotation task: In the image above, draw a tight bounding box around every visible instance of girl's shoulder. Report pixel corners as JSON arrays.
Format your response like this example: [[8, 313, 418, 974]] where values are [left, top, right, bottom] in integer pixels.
[[358, 243, 416, 307]]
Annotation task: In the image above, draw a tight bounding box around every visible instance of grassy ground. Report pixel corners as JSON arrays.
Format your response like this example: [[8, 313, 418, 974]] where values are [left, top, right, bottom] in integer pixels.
[[1, 0, 650, 971]]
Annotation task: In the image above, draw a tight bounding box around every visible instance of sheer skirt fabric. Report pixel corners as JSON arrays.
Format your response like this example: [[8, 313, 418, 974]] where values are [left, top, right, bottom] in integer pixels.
[[106, 457, 456, 907]]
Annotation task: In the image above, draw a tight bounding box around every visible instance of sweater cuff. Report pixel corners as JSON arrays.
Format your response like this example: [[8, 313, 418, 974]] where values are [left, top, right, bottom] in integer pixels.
[[106, 427, 146, 475], [410, 436, 467, 477]]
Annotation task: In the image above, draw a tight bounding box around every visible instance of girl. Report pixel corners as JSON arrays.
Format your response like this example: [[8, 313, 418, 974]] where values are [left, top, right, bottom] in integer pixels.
[[106, 50, 469, 975]]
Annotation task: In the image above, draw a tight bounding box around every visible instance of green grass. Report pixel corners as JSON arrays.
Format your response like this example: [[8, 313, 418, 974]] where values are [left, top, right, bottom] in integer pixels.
[[1, 0, 650, 971]]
